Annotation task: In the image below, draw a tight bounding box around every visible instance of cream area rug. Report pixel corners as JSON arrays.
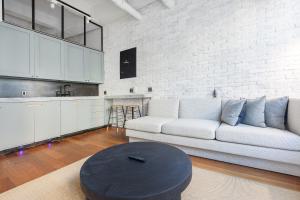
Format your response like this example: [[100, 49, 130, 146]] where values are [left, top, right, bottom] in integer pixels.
[[0, 157, 299, 200]]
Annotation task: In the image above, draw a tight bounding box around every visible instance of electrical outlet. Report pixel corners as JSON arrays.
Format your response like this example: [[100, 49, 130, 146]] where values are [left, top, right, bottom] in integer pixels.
[[148, 87, 153, 92], [21, 91, 27, 96]]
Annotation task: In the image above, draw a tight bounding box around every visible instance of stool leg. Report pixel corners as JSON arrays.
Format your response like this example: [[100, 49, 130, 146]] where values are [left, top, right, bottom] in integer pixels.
[[107, 106, 113, 131], [137, 106, 142, 117], [124, 106, 128, 127], [132, 107, 134, 119], [122, 106, 127, 128], [116, 107, 119, 134]]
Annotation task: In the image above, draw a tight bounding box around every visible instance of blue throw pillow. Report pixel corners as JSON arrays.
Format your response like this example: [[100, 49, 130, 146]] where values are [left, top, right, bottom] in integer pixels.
[[242, 96, 266, 128], [265, 97, 289, 130], [221, 99, 246, 126]]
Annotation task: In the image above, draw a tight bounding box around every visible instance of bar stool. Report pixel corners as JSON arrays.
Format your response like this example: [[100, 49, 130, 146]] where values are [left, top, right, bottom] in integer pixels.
[[107, 105, 125, 132], [123, 105, 142, 127]]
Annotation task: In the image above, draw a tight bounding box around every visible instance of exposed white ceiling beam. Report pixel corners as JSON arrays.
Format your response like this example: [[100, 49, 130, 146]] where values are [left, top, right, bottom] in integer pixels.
[[160, 0, 175, 8], [111, 0, 142, 20]]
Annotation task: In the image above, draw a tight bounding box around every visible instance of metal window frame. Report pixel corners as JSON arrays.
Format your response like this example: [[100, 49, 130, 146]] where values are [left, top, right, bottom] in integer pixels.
[[2, 0, 4, 21], [2, 0, 103, 52], [61, 5, 64, 39], [87, 20, 104, 52], [32, 0, 35, 30]]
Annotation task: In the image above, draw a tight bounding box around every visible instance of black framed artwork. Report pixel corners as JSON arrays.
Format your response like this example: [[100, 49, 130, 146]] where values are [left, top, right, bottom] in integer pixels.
[[120, 47, 136, 79]]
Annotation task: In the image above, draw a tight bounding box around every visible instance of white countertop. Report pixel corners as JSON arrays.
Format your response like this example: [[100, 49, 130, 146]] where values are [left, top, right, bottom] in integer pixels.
[[104, 94, 152, 100], [0, 96, 103, 103]]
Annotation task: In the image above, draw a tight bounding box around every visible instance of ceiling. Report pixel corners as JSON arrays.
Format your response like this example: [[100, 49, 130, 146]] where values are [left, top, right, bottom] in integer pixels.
[[3, 0, 166, 37], [64, 0, 158, 25]]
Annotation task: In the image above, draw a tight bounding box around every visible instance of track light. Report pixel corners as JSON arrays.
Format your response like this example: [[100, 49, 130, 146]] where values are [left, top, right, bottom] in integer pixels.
[[86, 17, 92, 24], [50, 0, 58, 9]]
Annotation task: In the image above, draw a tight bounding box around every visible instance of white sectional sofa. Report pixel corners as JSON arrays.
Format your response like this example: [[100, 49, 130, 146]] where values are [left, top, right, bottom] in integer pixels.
[[125, 98, 300, 177]]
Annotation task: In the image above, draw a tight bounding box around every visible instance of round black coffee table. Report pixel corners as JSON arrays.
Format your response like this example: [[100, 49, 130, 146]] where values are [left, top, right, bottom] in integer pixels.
[[80, 142, 192, 200]]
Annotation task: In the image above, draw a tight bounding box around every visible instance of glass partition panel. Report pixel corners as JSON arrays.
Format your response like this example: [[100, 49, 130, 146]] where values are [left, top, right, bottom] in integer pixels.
[[86, 21, 102, 51], [64, 7, 84, 45], [35, 0, 62, 38], [3, 0, 32, 29]]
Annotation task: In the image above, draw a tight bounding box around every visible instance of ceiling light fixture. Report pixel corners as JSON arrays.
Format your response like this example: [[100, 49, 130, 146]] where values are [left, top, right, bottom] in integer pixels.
[[86, 16, 92, 24], [50, 0, 58, 9]]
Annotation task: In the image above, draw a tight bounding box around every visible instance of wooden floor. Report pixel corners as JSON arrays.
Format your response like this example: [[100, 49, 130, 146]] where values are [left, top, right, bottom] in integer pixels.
[[0, 127, 300, 194]]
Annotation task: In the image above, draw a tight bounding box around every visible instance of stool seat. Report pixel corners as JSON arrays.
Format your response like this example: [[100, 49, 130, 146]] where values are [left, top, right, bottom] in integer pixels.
[[111, 105, 124, 108]]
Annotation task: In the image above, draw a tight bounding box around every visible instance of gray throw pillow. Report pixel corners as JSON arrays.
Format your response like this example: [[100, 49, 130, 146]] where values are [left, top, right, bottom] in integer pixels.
[[242, 96, 266, 128], [221, 99, 246, 126], [265, 97, 288, 130]]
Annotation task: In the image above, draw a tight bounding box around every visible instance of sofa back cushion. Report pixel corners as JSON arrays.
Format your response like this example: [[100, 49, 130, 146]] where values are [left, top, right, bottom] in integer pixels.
[[287, 98, 300, 136], [241, 96, 267, 128], [265, 97, 289, 130], [179, 98, 222, 121], [148, 99, 179, 118]]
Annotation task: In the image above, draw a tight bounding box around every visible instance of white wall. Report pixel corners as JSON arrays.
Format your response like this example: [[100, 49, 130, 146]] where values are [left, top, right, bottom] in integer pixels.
[[100, 0, 300, 99]]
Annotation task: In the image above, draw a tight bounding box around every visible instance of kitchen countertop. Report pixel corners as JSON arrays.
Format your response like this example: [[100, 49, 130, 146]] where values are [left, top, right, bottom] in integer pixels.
[[0, 96, 103, 103], [104, 94, 152, 100]]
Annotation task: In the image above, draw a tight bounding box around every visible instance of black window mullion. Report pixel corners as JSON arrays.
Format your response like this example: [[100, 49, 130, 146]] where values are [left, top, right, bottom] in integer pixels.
[[32, 0, 35, 30], [84, 16, 86, 46], [101, 26, 103, 51], [2, 0, 5, 21], [61, 6, 64, 39]]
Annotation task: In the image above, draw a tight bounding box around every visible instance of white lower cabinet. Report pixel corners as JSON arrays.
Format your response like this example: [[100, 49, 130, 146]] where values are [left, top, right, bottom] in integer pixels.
[[0, 98, 104, 151], [90, 100, 105, 128], [61, 100, 78, 135], [34, 101, 61, 142], [77, 100, 93, 131], [0, 103, 35, 151], [61, 99, 105, 136]]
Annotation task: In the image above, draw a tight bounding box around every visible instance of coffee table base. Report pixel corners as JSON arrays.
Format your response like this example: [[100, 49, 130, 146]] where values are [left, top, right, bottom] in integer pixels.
[[86, 195, 181, 200]]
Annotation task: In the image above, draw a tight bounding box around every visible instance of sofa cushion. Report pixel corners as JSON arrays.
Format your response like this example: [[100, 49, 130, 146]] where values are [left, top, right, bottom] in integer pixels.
[[125, 116, 174, 133], [265, 97, 288, 130], [162, 119, 220, 140], [148, 99, 179, 118], [221, 99, 246, 126], [179, 98, 222, 121], [288, 98, 300, 136], [216, 123, 300, 151], [242, 96, 267, 128]]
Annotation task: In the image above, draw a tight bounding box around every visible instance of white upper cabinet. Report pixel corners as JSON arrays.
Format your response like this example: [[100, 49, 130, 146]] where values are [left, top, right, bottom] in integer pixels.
[[34, 33, 63, 80], [0, 23, 104, 83], [85, 48, 104, 84], [0, 102, 35, 151], [0, 23, 34, 78], [34, 101, 61, 142], [64, 43, 86, 82]]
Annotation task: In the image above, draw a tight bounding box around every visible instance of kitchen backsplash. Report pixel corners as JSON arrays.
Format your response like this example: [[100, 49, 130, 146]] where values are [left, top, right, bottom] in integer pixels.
[[0, 78, 99, 98]]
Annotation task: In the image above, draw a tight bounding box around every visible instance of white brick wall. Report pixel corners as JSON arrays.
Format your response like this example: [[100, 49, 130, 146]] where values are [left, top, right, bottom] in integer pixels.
[[100, 0, 300, 99]]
